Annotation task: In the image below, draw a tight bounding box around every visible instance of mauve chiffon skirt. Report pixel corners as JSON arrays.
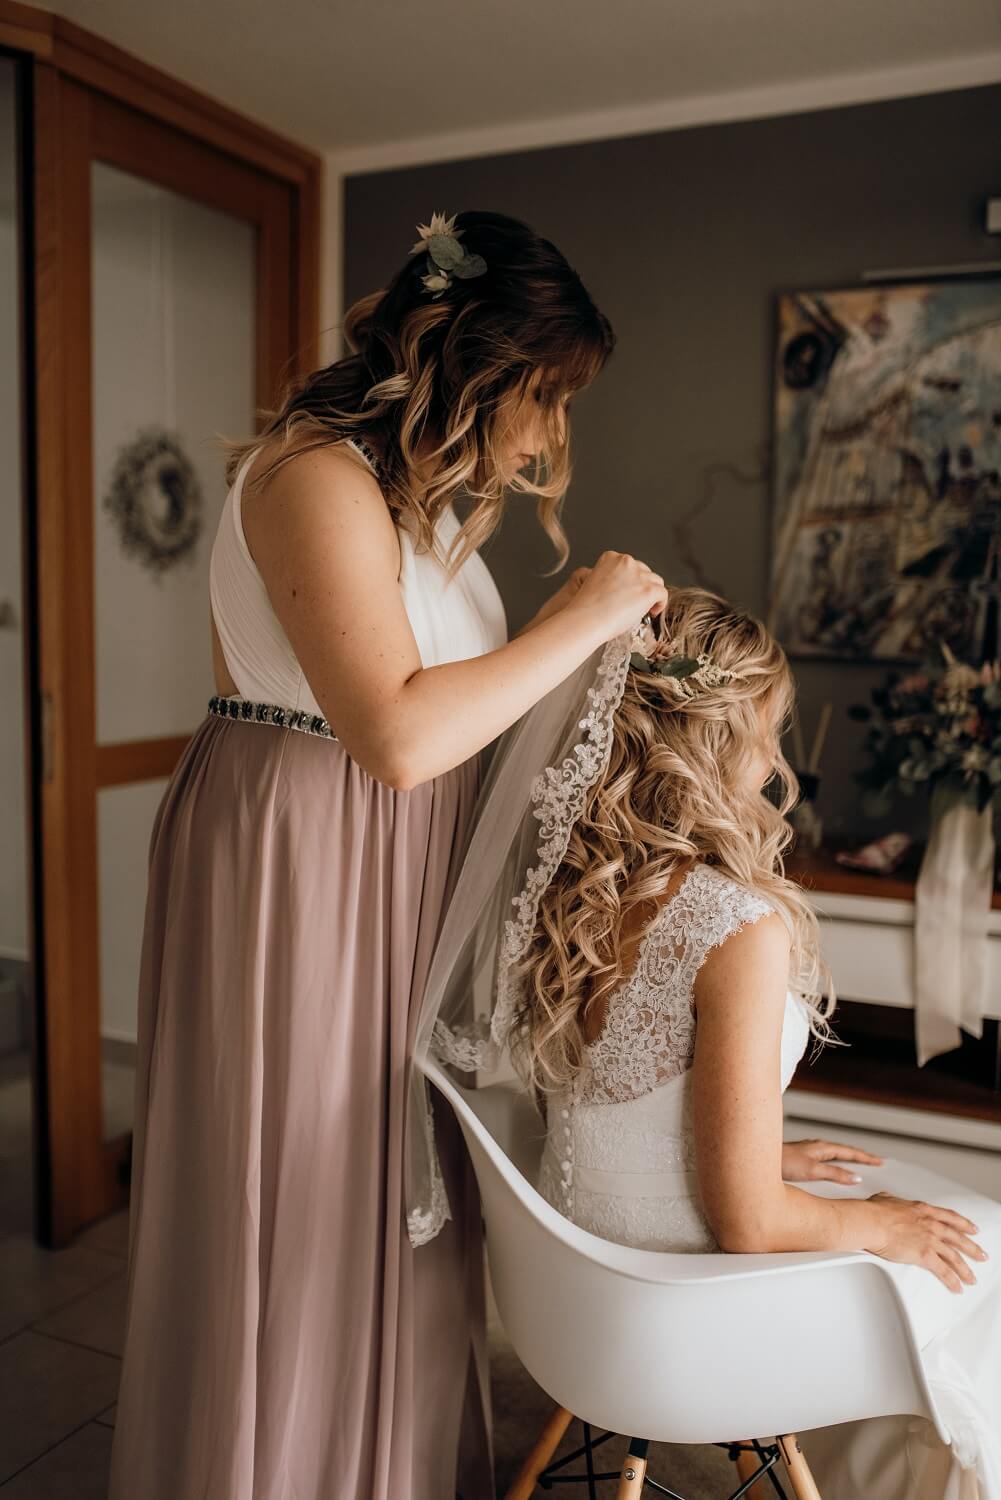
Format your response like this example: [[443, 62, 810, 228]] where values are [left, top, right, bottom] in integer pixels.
[[106, 709, 495, 1500]]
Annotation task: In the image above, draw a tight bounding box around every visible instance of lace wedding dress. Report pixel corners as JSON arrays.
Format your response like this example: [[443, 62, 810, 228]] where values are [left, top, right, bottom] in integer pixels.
[[536, 859, 1001, 1500], [538, 861, 810, 1250]]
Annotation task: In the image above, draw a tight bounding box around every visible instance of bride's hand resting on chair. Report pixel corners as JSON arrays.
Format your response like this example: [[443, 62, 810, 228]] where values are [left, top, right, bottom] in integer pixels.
[[864, 1192, 989, 1292], [781, 1139, 883, 1184]]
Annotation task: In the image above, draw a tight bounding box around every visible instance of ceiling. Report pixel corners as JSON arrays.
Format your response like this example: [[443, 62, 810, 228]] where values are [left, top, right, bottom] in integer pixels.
[[48, 0, 1001, 169]]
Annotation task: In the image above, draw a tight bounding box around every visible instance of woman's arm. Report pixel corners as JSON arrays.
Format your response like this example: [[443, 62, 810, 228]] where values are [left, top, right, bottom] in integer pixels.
[[512, 568, 590, 639], [241, 446, 664, 788], [690, 915, 985, 1291]]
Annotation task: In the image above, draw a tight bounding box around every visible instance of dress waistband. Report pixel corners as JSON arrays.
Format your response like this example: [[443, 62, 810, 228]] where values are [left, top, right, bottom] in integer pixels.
[[571, 1163, 701, 1198], [207, 695, 338, 741]]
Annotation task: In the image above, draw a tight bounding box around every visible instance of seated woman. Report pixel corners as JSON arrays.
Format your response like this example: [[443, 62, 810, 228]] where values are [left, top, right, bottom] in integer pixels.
[[502, 587, 1001, 1500]]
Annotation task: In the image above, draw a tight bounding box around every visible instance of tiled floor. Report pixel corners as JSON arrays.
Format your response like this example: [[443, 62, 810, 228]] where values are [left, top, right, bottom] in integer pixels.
[[1, 1049, 129, 1498], [0, 1209, 127, 1497]]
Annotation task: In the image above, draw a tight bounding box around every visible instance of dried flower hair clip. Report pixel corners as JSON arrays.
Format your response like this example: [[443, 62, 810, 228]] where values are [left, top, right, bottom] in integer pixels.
[[628, 613, 748, 698], [409, 211, 488, 298]]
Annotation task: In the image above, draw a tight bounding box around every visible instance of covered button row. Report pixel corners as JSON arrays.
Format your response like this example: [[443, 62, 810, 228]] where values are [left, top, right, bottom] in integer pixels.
[[558, 1106, 572, 1202]]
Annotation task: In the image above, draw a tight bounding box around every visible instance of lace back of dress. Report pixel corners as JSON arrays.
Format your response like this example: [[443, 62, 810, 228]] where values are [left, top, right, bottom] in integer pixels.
[[579, 864, 774, 1106]]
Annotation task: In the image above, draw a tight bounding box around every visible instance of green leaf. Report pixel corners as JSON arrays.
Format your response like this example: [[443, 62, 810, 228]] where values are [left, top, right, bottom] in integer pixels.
[[428, 234, 465, 270], [659, 656, 700, 679], [452, 253, 488, 278]]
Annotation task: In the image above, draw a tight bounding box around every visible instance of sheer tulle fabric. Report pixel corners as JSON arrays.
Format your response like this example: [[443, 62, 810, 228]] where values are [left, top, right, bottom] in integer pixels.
[[407, 626, 635, 1246]]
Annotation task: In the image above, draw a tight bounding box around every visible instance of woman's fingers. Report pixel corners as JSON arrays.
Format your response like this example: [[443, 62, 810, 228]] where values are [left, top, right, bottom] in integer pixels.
[[939, 1226, 989, 1262], [938, 1244, 977, 1288], [811, 1140, 883, 1165], [925, 1202, 980, 1235], [826, 1144, 883, 1165], [813, 1164, 864, 1184], [929, 1252, 967, 1293]]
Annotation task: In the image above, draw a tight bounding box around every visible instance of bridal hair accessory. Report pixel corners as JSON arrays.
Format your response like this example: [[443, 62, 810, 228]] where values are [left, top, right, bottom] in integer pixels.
[[409, 211, 488, 298], [628, 612, 748, 698]]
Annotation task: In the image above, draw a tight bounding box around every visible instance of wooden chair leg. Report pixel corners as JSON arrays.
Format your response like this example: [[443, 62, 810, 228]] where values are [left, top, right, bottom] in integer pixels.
[[502, 1404, 574, 1500], [733, 1439, 769, 1497], [615, 1437, 649, 1498], [777, 1433, 823, 1500]]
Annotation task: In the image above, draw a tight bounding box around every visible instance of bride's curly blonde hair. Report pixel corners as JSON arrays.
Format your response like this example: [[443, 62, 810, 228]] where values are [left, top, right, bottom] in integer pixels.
[[507, 587, 839, 1099], [220, 209, 614, 578]]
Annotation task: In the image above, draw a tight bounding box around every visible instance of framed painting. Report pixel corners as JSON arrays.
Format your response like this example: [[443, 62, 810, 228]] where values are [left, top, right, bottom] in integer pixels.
[[768, 275, 1001, 662]]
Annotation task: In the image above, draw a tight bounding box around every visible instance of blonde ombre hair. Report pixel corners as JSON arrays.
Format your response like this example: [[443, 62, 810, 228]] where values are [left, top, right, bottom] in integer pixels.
[[221, 210, 615, 578], [508, 587, 839, 1099]]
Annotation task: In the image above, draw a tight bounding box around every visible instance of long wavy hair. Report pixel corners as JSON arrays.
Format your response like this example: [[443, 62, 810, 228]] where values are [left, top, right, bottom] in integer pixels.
[[220, 210, 615, 578], [507, 587, 840, 1100]]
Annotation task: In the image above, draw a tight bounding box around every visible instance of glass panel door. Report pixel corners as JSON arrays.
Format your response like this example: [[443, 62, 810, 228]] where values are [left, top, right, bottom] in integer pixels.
[[90, 163, 256, 1141], [32, 69, 305, 1240]]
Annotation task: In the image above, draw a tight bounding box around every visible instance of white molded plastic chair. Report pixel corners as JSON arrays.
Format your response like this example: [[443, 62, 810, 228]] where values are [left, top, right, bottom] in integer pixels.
[[421, 1056, 950, 1499]]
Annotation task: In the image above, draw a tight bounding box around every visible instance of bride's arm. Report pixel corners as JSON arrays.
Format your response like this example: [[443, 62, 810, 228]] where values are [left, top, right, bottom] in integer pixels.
[[689, 916, 984, 1290], [243, 447, 664, 788]]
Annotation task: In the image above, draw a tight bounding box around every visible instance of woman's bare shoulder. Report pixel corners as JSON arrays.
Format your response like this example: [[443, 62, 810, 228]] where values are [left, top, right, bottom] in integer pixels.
[[241, 437, 400, 576], [694, 903, 790, 1015]]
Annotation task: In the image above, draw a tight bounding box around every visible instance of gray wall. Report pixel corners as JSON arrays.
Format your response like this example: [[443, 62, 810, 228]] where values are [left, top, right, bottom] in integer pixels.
[[344, 83, 1001, 843]]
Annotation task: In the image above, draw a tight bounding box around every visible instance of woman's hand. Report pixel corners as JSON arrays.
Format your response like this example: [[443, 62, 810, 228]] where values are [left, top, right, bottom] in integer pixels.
[[564, 550, 669, 640], [864, 1191, 987, 1293], [781, 1138, 883, 1185], [513, 568, 591, 638]]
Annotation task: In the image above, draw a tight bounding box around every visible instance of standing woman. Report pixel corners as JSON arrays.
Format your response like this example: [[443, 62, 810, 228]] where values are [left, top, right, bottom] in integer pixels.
[[107, 209, 668, 1500]]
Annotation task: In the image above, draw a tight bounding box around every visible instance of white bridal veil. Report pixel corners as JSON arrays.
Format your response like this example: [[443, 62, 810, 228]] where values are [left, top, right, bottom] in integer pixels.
[[405, 622, 639, 1248]]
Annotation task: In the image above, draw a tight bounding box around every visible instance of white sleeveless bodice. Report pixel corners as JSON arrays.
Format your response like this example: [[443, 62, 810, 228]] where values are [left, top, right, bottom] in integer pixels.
[[538, 862, 811, 1252], [209, 438, 508, 716]]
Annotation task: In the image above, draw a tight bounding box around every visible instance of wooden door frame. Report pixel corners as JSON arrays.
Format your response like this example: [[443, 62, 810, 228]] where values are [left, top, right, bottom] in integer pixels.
[[1, 0, 323, 1244]]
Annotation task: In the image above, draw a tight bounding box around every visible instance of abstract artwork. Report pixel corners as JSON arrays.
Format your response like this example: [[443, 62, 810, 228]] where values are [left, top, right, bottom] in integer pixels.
[[768, 277, 1001, 662]]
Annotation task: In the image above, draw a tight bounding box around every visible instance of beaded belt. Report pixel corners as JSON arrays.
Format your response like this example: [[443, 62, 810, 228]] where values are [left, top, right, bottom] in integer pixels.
[[207, 694, 338, 740]]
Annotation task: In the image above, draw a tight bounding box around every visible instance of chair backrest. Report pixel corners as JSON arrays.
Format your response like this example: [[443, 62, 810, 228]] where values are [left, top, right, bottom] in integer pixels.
[[421, 1056, 947, 1447]]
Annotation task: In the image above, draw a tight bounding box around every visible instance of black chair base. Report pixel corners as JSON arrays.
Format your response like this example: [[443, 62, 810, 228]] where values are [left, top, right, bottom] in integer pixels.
[[534, 1421, 790, 1499]]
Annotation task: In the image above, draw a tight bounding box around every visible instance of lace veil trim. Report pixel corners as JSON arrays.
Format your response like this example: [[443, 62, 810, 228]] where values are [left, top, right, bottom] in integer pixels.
[[430, 629, 633, 1074], [408, 626, 634, 1249]]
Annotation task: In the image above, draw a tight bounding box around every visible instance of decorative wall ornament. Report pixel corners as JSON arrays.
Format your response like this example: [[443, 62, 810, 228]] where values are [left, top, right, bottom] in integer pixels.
[[102, 427, 202, 577], [768, 276, 1001, 663]]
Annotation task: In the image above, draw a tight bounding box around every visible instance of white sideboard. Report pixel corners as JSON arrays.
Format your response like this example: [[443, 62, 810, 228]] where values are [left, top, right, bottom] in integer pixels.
[[807, 886, 1001, 1022], [788, 882, 1001, 1198]]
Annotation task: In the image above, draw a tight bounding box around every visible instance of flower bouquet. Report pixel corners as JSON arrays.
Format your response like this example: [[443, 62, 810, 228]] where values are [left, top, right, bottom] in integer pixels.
[[850, 646, 1001, 818], [850, 645, 1000, 1065]]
